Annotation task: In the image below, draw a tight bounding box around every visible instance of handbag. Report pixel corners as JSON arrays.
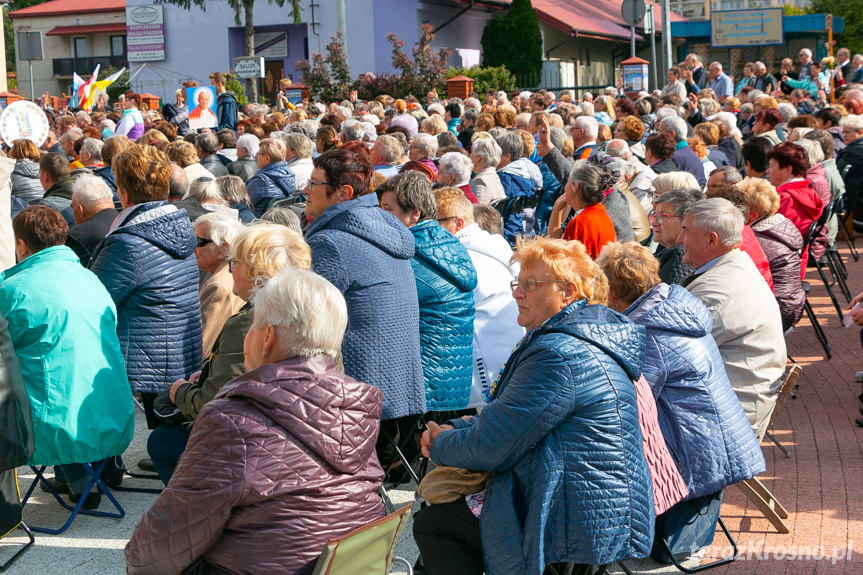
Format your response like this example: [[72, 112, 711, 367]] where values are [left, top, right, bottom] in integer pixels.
[[153, 388, 190, 425], [416, 466, 489, 505]]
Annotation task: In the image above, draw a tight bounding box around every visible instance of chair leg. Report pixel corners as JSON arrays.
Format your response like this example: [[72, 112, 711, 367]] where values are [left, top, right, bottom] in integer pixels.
[[828, 246, 848, 279], [837, 216, 859, 261], [23, 461, 125, 535], [615, 563, 635, 575], [803, 298, 831, 359], [735, 479, 789, 533], [764, 431, 792, 458], [0, 522, 34, 573], [824, 250, 851, 301], [658, 516, 738, 573], [814, 259, 844, 321]]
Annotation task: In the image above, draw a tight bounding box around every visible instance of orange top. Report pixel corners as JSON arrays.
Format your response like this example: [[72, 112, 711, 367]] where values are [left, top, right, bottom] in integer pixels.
[[563, 203, 617, 259]]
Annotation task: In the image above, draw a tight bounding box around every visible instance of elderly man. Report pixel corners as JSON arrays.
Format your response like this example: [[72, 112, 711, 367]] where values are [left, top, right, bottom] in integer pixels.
[[837, 113, 863, 221], [660, 115, 707, 186], [369, 134, 404, 178], [797, 48, 813, 81], [708, 62, 734, 100], [678, 198, 786, 438], [433, 187, 523, 408], [196, 133, 228, 178], [437, 151, 478, 203], [78, 138, 104, 171], [228, 133, 259, 182], [686, 53, 709, 89], [36, 152, 76, 221], [751, 61, 778, 92], [569, 115, 599, 160], [606, 139, 656, 213], [61, 127, 84, 167], [66, 174, 119, 266]]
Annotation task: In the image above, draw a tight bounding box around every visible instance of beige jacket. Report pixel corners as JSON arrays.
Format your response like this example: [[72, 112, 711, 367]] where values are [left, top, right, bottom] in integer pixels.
[[470, 167, 506, 204], [199, 262, 246, 357], [686, 249, 787, 439]]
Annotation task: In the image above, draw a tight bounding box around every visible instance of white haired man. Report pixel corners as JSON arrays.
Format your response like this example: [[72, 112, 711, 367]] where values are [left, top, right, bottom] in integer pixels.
[[437, 151, 478, 203], [65, 174, 119, 266], [678, 197, 786, 439]]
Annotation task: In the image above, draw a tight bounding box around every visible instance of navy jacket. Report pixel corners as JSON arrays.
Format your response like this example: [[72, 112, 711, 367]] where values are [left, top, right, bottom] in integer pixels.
[[216, 91, 238, 131], [93, 165, 118, 203], [410, 220, 477, 411], [306, 193, 426, 419], [90, 202, 203, 394], [626, 283, 765, 500], [432, 301, 654, 574], [246, 161, 296, 217], [497, 171, 537, 245], [672, 143, 707, 187]]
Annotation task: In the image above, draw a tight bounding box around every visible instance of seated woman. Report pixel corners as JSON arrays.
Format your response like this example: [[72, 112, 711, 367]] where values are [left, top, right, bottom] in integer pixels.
[[736, 177, 805, 330], [413, 237, 654, 575], [547, 162, 617, 258], [651, 189, 704, 285], [126, 269, 385, 575], [148, 223, 312, 484], [597, 242, 765, 505], [0, 206, 134, 509]]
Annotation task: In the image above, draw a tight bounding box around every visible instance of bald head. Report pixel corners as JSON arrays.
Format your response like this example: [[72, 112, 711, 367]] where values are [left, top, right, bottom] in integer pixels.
[[168, 164, 189, 200]]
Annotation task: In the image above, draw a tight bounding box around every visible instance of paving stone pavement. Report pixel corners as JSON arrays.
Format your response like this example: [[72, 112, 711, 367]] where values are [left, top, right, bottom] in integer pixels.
[[1, 243, 860, 574]]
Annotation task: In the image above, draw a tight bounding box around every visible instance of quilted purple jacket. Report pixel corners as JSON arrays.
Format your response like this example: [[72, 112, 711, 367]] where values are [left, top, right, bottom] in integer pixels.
[[125, 355, 385, 575]]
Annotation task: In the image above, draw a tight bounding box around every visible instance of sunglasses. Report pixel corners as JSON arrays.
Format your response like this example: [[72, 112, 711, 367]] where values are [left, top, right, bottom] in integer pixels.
[[195, 237, 212, 248]]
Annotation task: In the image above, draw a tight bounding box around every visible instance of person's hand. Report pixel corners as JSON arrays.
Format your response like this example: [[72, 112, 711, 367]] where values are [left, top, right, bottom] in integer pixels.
[[686, 92, 697, 113], [782, 75, 789, 83], [188, 370, 202, 384], [420, 421, 454, 458], [169, 378, 187, 403], [536, 115, 553, 157]]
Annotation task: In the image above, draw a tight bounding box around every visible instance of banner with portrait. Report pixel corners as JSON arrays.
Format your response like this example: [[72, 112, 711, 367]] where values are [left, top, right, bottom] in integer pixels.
[[187, 86, 218, 130]]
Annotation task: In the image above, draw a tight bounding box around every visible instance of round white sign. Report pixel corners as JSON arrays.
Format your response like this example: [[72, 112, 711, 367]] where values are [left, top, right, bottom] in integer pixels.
[[0, 100, 50, 148]]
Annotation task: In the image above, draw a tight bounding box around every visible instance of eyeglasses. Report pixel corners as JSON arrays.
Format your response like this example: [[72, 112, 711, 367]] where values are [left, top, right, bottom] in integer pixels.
[[437, 216, 457, 223], [195, 237, 213, 248], [227, 258, 239, 272], [510, 278, 566, 292], [308, 179, 331, 188], [649, 212, 680, 223]]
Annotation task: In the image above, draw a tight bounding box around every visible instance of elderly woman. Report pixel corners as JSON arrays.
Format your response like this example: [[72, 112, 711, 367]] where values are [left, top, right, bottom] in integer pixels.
[[409, 132, 439, 176], [414, 237, 653, 575], [547, 161, 616, 258], [9, 139, 44, 203], [736, 177, 805, 330], [245, 138, 297, 217], [228, 133, 260, 183], [127, 268, 384, 575], [597, 242, 765, 551], [0, 206, 133, 508], [613, 115, 646, 160], [167, 140, 215, 183], [469, 137, 506, 204], [651, 189, 704, 284], [193, 213, 247, 357], [216, 174, 255, 223], [378, 172, 477, 415], [766, 141, 823, 271], [147, 223, 312, 484], [437, 151, 478, 203], [284, 132, 315, 191]]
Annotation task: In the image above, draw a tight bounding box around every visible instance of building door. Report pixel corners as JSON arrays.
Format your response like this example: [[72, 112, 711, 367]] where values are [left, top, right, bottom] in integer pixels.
[[74, 37, 87, 58], [264, 60, 284, 103]]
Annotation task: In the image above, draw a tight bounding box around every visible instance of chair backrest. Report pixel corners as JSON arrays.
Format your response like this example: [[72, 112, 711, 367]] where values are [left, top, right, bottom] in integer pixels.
[[310, 504, 412, 575], [768, 363, 803, 431]]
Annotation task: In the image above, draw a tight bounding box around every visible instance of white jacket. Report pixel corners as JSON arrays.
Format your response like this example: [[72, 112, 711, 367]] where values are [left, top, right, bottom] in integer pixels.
[[286, 157, 314, 192], [456, 224, 525, 408]]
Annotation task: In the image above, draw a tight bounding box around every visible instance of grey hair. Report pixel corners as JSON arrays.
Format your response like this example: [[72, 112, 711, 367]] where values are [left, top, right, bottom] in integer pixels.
[[190, 180, 224, 204], [195, 132, 219, 155], [605, 139, 631, 158], [374, 135, 403, 165], [362, 122, 378, 143], [573, 115, 599, 139], [61, 127, 83, 143], [216, 175, 251, 208], [258, 206, 303, 234], [464, 97, 482, 111], [378, 170, 436, 221], [236, 134, 260, 157], [71, 174, 113, 209], [248, 103, 269, 118], [578, 102, 596, 117], [840, 114, 863, 131], [684, 197, 744, 247], [795, 137, 824, 165], [698, 99, 720, 117], [438, 152, 473, 184], [341, 118, 365, 142], [471, 138, 502, 168], [284, 133, 313, 159], [653, 171, 701, 196], [193, 211, 245, 254], [360, 113, 380, 126], [412, 132, 438, 159], [777, 102, 797, 123], [252, 268, 348, 362], [549, 126, 566, 150], [495, 132, 524, 162], [286, 120, 319, 140], [654, 188, 705, 217], [710, 165, 743, 185], [660, 116, 688, 142], [80, 138, 103, 162]]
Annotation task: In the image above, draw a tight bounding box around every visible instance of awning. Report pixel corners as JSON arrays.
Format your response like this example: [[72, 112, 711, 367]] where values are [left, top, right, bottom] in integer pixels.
[[47, 24, 127, 36]]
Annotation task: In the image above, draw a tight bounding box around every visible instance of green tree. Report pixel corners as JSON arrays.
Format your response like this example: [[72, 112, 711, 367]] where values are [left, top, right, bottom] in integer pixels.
[[168, 0, 301, 103], [295, 33, 351, 102], [480, 0, 542, 86], [5, 0, 53, 88], [808, 2, 863, 54], [446, 65, 516, 96]]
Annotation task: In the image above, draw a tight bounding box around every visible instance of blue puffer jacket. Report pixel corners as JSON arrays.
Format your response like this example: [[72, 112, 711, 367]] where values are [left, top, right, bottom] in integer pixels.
[[497, 170, 537, 246], [90, 202, 203, 394], [246, 161, 296, 217], [306, 193, 426, 420], [431, 301, 654, 574], [410, 220, 477, 411], [626, 283, 766, 501]]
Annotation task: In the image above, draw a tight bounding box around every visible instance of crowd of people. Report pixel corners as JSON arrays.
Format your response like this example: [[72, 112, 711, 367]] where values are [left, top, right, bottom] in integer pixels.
[[0, 47, 861, 575]]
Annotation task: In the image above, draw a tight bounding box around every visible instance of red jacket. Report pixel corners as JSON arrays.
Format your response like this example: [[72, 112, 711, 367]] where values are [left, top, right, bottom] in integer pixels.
[[563, 203, 617, 259], [776, 178, 823, 275], [741, 224, 774, 292]]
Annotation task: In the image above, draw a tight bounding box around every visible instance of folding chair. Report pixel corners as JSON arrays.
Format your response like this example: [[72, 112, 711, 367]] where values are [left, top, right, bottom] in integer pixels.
[[21, 459, 125, 535], [802, 202, 846, 321], [734, 478, 789, 534], [764, 363, 803, 457], [799, 283, 831, 359], [544, 563, 610, 575], [380, 418, 429, 488], [0, 470, 34, 573], [649, 516, 738, 574], [113, 396, 163, 495], [311, 504, 413, 575], [834, 191, 859, 262]]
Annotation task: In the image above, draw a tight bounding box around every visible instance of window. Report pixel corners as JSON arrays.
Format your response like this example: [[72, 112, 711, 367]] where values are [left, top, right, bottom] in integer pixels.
[[73, 37, 86, 58], [111, 35, 125, 57]]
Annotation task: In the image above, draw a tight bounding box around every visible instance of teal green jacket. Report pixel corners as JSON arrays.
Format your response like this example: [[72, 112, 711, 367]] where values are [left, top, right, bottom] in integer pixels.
[[0, 246, 134, 466]]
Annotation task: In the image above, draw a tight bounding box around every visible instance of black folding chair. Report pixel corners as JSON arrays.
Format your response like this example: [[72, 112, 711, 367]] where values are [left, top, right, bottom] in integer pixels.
[[802, 202, 845, 321], [0, 470, 34, 573]]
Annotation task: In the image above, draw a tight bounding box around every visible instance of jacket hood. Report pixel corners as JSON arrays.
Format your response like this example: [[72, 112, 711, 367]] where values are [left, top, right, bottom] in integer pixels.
[[13, 158, 39, 179], [218, 355, 383, 473], [218, 90, 238, 102], [456, 224, 514, 270], [539, 300, 645, 381], [752, 213, 804, 251], [500, 158, 543, 188], [411, 220, 477, 292], [44, 176, 76, 199], [625, 283, 711, 338], [111, 201, 195, 258], [780, 179, 822, 217], [260, 160, 294, 178], [306, 193, 415, 260]]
